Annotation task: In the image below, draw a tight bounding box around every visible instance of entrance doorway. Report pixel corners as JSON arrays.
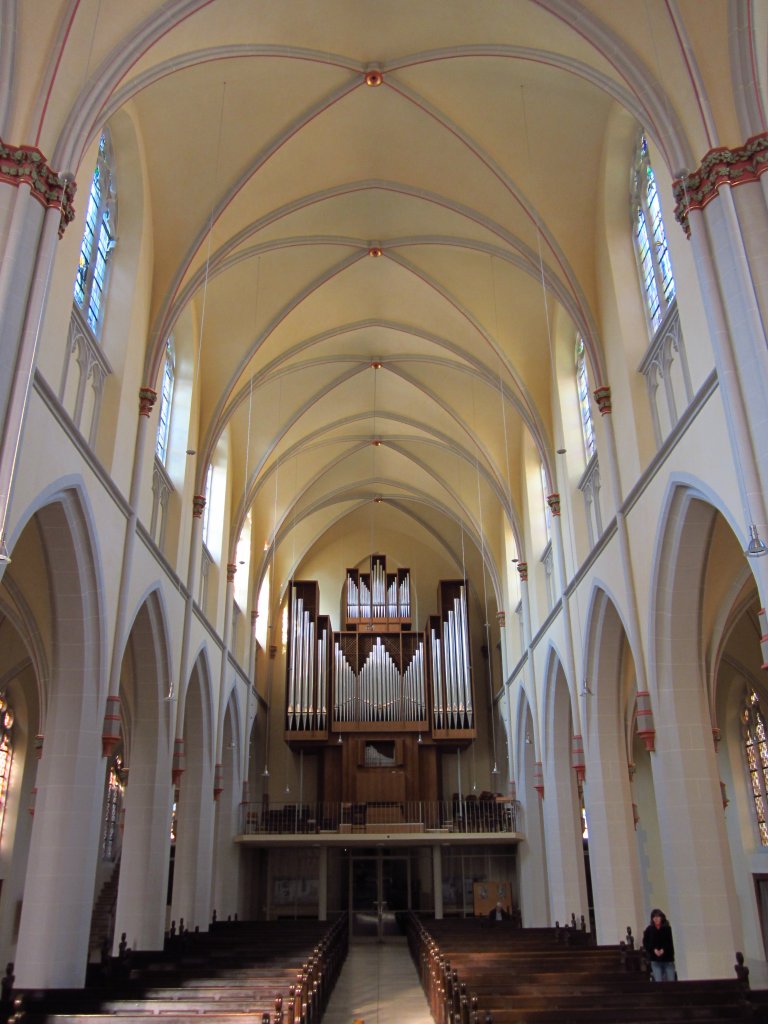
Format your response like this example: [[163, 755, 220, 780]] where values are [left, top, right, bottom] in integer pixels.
[[350, 849, 412, 941]]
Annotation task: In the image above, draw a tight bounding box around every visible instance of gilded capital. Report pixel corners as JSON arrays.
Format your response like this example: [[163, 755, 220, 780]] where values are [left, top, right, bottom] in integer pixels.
[[673, 132, 768, 237], [0, 138, 77, 237]]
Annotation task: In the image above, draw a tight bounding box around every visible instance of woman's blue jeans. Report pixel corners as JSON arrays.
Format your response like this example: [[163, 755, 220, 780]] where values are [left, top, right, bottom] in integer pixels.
[[651, 961, 676, 982]]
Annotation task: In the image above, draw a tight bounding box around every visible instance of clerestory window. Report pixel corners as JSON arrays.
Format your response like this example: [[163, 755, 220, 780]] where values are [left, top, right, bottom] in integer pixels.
[[0, 694, 13, 840], [202, 463, 214, 548], [575, 336, 596, 461], [73, 131, 117, 336], [102, 754, 125, 861], [156, 338, 175, 464], [632, 136, 675, 334]]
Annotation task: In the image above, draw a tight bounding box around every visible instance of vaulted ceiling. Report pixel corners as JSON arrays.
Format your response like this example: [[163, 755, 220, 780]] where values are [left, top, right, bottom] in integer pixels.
[[17, 0, 745, 607]]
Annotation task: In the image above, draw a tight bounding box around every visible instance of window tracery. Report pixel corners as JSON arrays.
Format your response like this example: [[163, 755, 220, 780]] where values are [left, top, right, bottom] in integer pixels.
[[156, 338, 175, 464], [743, 689, 768, 846], [632, 136, 675, 333], [0, 695, 14, 840], [575, 336, 596, 461], [73, 131, 117, 336], [102, 753, 125, 861]]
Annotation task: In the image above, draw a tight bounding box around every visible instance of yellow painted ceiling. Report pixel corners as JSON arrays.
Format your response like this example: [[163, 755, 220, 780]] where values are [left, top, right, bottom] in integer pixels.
[[13, 0, 737, 606]]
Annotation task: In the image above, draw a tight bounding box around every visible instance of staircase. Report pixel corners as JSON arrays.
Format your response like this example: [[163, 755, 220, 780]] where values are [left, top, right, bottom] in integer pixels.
[[88, 858, 121, 958]]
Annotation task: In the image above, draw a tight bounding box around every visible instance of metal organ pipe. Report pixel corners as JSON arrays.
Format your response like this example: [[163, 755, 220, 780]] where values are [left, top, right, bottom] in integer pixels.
[[444, 610, 456, 728], [387, 577, 397, 618], [458, 587, 472, 726], [431, 628, 443, 729], [317, 626, 326, 729], [360, 578, 370, 618], [288, 589, 298, 728]]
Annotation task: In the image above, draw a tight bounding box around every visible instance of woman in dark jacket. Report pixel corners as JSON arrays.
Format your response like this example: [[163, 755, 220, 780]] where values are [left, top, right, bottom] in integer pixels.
[[643, 908, 676, 981]]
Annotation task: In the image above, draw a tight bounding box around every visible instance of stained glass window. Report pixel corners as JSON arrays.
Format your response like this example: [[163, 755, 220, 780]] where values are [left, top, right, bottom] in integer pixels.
[[632, 136, 675, 333], [0, 695, 13, 840], [540, 461, 551, 540], [102, 754, 125, 860], [73, 131, 117, 336], [156, 338, 175, 463], [575, 336, 596, 461], [202, 463, 214, 546], [743, 689, 768, 846]]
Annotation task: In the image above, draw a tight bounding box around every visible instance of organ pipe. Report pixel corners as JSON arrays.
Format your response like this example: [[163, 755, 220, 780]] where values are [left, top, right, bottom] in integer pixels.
[[288, 566, 472, 740]]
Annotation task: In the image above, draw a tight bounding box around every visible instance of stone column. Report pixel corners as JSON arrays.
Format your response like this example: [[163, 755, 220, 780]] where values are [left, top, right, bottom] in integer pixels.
[[583, 682, 645, 944], [0, 146, 76, 568], [172, 495, 206, 784], [593, 388, 650, 698], [213, 562, 237, 800], [673, 143, 768, 598], [102, 388, 157, 760]]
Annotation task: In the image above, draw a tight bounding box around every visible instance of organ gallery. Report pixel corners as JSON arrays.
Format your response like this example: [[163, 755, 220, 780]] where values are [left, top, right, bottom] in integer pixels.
[[283, 555, 477, 811]]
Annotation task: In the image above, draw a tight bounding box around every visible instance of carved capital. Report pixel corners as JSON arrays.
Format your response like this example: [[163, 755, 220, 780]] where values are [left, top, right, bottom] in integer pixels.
[[673, 132, 768, 237], [139, 386, 157, 417], [516, 561, 528, 582], [0, 138, 77, 237], [593, 385, 612, 416], [496, 610, 506, 627], [227, 563, 237, 583], [546, 492, 561, 516], [192, 494, 207, 519]]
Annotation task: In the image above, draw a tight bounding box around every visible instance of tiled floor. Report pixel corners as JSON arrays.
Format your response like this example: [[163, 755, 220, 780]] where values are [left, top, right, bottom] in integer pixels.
[[322, 941, 434, 1024]]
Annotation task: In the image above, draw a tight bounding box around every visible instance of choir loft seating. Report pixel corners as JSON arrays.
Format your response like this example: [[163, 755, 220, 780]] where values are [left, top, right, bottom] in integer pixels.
[[240, 796, 521, 838]]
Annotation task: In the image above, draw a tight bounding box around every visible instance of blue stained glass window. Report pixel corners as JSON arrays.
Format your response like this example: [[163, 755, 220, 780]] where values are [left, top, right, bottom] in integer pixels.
[[575, 336, 596, 460], [632, 137, 675, 334], [202, 463, 213, 546], [156, 339, 175, 463], [73, 131, 116, 336], [743, 690, 768, 846]]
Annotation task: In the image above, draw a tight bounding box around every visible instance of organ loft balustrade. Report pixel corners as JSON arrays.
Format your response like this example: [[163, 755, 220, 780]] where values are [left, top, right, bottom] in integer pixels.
[[239, 797, 522, 838]]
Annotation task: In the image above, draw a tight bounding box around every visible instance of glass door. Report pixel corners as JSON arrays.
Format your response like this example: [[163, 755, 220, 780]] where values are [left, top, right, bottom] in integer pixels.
[[350, 849, 411, 941]]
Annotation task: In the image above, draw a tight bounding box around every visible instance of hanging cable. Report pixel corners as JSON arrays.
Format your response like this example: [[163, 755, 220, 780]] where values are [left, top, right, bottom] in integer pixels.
[[194, 82, 228, 393], [470, 378, 500, 782]]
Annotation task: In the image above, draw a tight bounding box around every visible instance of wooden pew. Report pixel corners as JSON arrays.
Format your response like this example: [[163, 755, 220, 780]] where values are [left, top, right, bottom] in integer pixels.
[[9, 916, 348, 1024], [405, 914, 762, 1024]]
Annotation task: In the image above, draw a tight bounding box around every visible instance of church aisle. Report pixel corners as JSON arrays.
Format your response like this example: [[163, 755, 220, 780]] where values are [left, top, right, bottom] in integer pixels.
[[322, 941, 433, 1024]]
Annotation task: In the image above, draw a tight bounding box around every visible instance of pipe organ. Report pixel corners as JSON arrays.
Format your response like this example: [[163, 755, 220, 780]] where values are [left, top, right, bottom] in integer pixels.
[[284, 556, 475, 747]]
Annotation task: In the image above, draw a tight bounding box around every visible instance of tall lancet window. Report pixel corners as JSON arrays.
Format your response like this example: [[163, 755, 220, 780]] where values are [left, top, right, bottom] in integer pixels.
[[632, 136, 675, 333], [743, 689, 768, 846], [73, 130, 117, 335], [156, 338, 175, 464], [102, 754, 125, 861], [0, 695, 13, 840], [540, 461, 551, 541], [575, 336, 595, 460], [202, 463, 214, 547]]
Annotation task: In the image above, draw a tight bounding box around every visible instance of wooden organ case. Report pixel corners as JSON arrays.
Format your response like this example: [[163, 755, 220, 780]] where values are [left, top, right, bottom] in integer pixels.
[[284, 556, 476, 810]]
